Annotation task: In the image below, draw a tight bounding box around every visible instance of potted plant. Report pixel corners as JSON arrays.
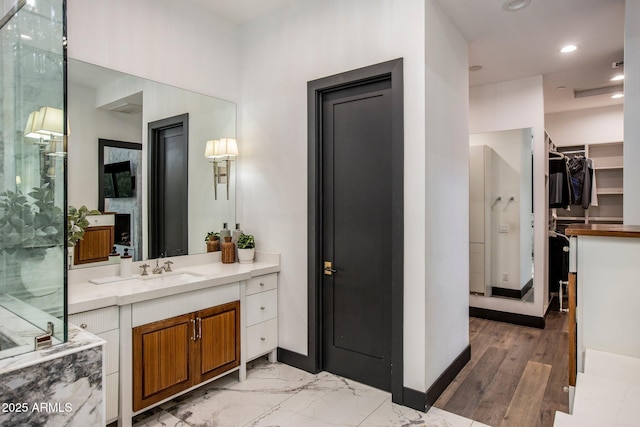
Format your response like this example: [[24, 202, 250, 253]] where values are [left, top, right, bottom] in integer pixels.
[[68, 205, 101, 248], [236, 233, 255, 264], [0, 185, 64, 258], [205, 231, 220, 252], [0, 185, 65, 295]]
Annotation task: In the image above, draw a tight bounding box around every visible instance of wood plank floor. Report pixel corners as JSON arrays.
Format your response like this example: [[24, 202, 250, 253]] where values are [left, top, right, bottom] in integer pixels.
[[434, 302, 569, 427]]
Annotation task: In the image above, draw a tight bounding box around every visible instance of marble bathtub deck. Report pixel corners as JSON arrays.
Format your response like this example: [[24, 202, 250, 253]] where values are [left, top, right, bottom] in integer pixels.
[[133, 359, 490, 427]]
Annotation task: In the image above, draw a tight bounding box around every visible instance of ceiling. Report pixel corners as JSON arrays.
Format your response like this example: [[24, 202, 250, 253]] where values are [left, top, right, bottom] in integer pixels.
[[185, 0, 626, 114]]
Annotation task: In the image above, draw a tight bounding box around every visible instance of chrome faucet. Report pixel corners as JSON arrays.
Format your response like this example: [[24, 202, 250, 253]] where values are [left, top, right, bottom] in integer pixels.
[[152, 256, 174, 274], [152, 258, 164, 274]]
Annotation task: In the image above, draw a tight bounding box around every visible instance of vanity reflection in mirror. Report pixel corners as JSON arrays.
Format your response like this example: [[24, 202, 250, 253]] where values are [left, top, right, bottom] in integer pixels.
[[67, 59, 237, 267], [469, 128, 534, 302]]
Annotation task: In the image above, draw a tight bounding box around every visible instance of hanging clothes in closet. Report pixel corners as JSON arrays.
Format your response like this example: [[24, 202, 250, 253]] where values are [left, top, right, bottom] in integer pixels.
[[568, 156, 594, 209], [549, 152, 572, 209]]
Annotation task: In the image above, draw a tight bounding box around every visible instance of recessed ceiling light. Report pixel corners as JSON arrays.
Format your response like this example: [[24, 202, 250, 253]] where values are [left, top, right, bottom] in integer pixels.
[[560, 45, 577, 53], [469, 65, 483, 72], [610, 74, 624, 82], [503, 0, 531, 12], [611, 93, 624, 99]]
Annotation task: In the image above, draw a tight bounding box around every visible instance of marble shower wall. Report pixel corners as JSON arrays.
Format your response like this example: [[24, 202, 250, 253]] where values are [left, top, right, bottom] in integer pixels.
[[0, 344, 104, 426]]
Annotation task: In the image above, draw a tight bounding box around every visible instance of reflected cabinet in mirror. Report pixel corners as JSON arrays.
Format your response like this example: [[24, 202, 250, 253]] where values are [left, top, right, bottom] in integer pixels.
[[67, 59, 237, 266], [469, 128, 534, 302]]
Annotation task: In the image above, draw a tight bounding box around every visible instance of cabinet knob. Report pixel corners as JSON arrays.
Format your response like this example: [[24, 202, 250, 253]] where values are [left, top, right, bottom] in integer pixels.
[[260, 306, 265, 310], [260, 282, 264, 287], [260, 337, 266, 341], [80, 323, 87, 329]]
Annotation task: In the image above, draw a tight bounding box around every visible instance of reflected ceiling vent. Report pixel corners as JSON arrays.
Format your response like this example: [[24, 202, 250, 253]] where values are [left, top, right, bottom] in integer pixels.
[[574, 84, 623, 99], [107, 102, 142, 114]]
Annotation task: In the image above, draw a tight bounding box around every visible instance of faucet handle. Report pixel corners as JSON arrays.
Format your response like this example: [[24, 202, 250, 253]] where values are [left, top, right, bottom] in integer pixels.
[[164, 260, 174, 272], [140, 264, 150, 276]]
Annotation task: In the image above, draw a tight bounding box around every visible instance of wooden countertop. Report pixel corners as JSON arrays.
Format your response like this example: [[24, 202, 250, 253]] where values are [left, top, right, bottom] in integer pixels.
[[565, 224, 640, 238]]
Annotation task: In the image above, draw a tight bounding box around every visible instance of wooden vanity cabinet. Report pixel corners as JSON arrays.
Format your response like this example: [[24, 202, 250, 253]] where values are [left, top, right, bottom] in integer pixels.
[[132, 300, 240, 411]]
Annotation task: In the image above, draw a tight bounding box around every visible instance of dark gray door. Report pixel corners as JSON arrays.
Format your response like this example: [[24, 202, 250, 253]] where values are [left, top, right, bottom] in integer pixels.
[[321, 78, 392, 391], [149, 114, 188, 258]]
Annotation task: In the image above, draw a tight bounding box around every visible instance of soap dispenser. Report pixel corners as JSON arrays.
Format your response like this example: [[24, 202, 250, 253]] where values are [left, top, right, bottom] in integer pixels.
[[220, 223, 231, 243], [120, 248, 132, 277], [108, 246, 120, 264], [232, 223, 242, 260]]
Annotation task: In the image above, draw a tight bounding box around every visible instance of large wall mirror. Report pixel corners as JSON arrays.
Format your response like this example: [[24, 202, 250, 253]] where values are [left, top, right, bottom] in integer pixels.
[[67, 59, 237, 267], [469, 128, 534, 302]]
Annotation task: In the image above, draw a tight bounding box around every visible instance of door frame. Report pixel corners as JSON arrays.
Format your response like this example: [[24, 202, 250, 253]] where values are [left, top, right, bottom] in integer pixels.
[[307, 58, 404, 403]]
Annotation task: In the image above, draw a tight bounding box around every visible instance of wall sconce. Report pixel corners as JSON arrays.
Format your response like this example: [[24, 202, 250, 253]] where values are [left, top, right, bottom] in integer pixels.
[[24, 106, 69, 156], [204, 138, 238, 200]]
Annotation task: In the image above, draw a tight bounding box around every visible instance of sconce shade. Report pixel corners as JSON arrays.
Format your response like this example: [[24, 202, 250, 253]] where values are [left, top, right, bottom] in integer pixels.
[[204, 139, 218, 159], [216, 138, 239, 157], [24, 110, 48, 139], [204, 138, 238, 159], [34, 106, 65, 136], [24, 106, 68, 138]]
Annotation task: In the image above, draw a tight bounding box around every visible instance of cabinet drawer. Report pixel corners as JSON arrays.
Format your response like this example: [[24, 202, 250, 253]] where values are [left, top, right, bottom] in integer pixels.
[[132, 283, 239, 327], [97, 329, 119, 374], [69, 306, 119, 333], [246, 318, 278, 360], [105, 372, 119, 423], [87, 214, 115, 227], [246, 290, 277, 327], [246, 273, 277, 296]]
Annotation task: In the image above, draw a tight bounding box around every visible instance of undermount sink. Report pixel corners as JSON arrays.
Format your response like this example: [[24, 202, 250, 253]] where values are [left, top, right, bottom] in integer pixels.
[[137, 271, 204, 285], [89, 270, 205, 286]]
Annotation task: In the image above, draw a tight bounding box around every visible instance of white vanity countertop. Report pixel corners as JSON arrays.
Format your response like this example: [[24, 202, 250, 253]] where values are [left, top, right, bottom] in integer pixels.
[[68, 252, 280, 314]]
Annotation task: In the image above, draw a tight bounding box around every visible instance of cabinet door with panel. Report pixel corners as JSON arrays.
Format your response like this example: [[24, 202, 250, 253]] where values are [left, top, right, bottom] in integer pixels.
[[197, 301, 241, 383], [132, 301, 240, 412], [133, 313, 193, 411]]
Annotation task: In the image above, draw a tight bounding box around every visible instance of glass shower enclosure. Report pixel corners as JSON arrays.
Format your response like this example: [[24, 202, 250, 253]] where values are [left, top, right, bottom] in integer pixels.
[[0, 0, 66, 359]]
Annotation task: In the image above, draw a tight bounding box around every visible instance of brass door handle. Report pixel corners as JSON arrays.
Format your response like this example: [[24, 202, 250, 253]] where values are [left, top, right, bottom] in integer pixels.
[[324, 261, 337, 275]]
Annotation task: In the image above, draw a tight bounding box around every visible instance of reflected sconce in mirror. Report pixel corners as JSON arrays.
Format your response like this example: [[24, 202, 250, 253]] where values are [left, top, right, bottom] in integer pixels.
[[204, 138, 238, 200], [24, 106, 69, 156]]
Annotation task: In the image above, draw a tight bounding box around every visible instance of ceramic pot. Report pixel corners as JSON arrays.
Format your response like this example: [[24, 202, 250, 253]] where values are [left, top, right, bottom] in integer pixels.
[[206, 239, 220, 252], [237, 248, 255, 264], [221, 236, 235, 264], [21, 246, 64, 296]]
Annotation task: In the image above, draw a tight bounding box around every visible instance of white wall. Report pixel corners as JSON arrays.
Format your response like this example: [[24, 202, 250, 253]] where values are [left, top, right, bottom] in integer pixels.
[[545, 105, 623, 147], [66, 0, 240, 102], [624, 0, 640, 224], [67, 81, 142, 210], [469, 76, 547, 316], [423, 0, 470, 389], [238, 0, 469, 393]]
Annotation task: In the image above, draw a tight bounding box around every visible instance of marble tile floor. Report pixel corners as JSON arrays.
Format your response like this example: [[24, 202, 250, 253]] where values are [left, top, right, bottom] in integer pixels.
[[132, 358, 491, 427]]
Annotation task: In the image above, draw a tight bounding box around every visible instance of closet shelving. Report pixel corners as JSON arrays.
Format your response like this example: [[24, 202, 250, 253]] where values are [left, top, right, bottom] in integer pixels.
[[554, 141, 623, 224]]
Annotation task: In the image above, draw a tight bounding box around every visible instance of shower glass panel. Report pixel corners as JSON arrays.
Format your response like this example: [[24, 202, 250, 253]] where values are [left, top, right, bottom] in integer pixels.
[[0, 0, 66, 359]]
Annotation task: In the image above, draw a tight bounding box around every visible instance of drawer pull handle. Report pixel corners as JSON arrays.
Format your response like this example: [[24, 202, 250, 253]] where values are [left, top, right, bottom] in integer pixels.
[[80, 323, 88, 329], [260, 282, 264, 287], [260, 306, 265, 310], [261, 337, 266, 341], [191, 319, 197, 341]]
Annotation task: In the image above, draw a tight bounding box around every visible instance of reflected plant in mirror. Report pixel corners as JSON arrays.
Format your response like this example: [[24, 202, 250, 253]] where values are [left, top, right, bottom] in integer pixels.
[[469, 128, 534, 302], [66, 59, 237, 267]]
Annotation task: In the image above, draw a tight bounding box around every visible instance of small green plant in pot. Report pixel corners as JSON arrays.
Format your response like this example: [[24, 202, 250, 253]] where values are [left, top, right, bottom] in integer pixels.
[[0, 185, 64, 260], [205, 231, 220, 252], [68, 205, 101, 248], [236, 233, 255, 264]]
